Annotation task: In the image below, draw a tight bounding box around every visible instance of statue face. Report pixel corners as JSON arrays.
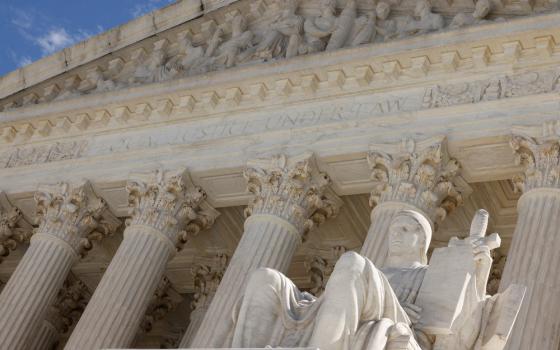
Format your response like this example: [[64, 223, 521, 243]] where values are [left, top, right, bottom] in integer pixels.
[[376, 2, 390, 20], [388, 215, 425, 257]]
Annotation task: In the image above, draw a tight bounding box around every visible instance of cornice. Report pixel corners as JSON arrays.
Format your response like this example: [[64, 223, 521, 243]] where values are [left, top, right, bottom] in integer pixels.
[[1, 13, 560, 147]]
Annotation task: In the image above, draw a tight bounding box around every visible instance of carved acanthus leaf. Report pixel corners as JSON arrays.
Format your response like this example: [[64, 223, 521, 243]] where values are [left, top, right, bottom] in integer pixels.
[[126, 169, 218, 250], [244, 153, 342, 237], [35, 181, 118, 256], [46, 275, 90, 334], [368, 136, 463, 224], [140, 276, 183, 334], [191, 253, 229, 313], [511, 123, 560, 193], [0, 193, 30, 263]]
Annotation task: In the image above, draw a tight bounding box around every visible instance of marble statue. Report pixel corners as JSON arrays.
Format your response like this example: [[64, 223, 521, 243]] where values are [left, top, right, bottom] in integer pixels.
[[164, 32, 207, 77], [450, 0, 492, 29], [232, 210, 524, 350], [80, 68, 117, 94], [348, 7, 377, 47], [254, 0, 304, 59], [405, 0, 444, 36], [213, 14, 254, 69], [129, 48, 169, 84], [300, 0, 338, 54], [374, 2, 412, 41]]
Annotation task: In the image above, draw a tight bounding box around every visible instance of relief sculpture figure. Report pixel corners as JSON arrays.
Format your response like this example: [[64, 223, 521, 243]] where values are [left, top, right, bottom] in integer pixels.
[[254, 0, 304, 59], [232, 210, 524, 350], [300, 0, 338, 54], [450, 0, 493, 29], [213, 14, 254, 69]]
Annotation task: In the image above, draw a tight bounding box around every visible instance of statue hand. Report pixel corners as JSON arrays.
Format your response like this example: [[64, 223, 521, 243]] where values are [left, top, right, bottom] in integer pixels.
[[403, 303, 422, 325], [473, 244, 492, 267]]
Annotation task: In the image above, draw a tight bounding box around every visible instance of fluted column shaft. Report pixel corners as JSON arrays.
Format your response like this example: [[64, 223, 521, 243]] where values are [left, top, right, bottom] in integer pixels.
[[0, 182, 112, 350], [64, 225, 174, 349], [360, 202, 425, 266], [187, 216, 300, 348], [0, 235, 76, 349], [26, 320, 59, 350], [186, 153, 341, 348], [500, 189, 560, 349], [64, 169, 215, 350]]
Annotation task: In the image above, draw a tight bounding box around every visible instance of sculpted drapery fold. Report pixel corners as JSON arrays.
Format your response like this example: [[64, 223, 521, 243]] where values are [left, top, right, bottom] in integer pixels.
[[186, 153, 341, 348]]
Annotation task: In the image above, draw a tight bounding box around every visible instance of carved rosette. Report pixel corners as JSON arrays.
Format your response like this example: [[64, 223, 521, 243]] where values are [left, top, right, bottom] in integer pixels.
[[0, 193, 30, 263], [34, 181, 119, 257], [244, 153, 342, 236], [45, 276, 90, 335], [139, 276, 182, 334], [510, 127, 560, 193], [368, 137, 462, 224], [191, 253, 229, 313], [126, 169, 219, 249]]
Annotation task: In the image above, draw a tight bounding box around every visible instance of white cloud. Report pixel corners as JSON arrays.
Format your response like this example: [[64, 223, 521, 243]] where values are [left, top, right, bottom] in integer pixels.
[[10, 9, 33, 30], [35, 28, 76, 55]]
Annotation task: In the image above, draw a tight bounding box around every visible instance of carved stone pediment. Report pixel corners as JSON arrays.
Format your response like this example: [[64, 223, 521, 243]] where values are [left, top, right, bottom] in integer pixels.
[[1, 0, 558, 112]]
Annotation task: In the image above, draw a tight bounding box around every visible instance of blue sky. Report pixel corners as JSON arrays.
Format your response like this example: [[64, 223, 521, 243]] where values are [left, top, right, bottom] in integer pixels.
[[0, 0, 175, 77]]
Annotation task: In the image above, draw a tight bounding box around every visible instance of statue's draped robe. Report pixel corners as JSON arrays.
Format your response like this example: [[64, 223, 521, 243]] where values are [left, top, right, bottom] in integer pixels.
[[231, 252, 426, 350]]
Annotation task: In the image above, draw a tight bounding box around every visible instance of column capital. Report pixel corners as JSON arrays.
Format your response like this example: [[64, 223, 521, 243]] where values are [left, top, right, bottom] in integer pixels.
[[126, 169, 219, 249], [0, 193, 31, 263], [34, 181, 119, 256], [244, 153, 342, 236], [368, 136, 463, 223], [511, 122, 560, 193], [45, 275, 90, 334], [140, 276, 182, 334], [191, 253, 229, 312]]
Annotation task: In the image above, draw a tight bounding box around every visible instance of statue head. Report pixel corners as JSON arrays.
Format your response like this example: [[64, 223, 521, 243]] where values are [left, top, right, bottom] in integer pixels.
[[473, 0, 491, 19], [388, 210, 432, 266], [376, 2, 391, 20], [414, 0, 432, 17]]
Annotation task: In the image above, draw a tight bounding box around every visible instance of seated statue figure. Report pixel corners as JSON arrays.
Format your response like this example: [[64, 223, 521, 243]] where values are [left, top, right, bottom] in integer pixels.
[[231, 210, 524, 350]]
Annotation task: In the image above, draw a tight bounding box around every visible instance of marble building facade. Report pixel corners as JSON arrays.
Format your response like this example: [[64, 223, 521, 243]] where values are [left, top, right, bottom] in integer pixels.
[[0, 0, 560, 349]]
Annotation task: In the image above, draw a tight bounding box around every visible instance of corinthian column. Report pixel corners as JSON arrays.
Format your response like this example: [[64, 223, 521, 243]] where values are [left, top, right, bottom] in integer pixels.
[[185, 153, 341, 348], [26, 276, 90, 350], [0, 182, 116, 350], [361, 137, 463, 265], [65, 169, 217, 350], [499, 127, 560, 350]]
